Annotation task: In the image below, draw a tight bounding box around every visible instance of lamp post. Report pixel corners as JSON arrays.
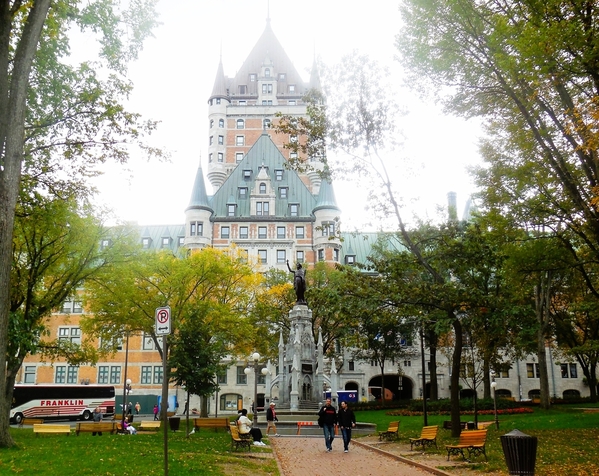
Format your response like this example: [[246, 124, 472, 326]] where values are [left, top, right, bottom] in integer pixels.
[[244, 352, 268, 423], [490, 371, 499, 429], [420, 324, 428, 426], [121, 331, 131, 426]]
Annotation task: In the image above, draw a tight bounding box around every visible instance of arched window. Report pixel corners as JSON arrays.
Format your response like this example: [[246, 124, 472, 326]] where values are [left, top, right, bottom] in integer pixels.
[[236, 119, 245, 129], [263, 118, 271, 130], [218, 118, 224, 128], [259, 182, 266, 194]]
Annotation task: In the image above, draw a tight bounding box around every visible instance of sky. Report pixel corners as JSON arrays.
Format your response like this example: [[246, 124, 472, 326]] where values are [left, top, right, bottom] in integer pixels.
[[89, 0, 483, 230]]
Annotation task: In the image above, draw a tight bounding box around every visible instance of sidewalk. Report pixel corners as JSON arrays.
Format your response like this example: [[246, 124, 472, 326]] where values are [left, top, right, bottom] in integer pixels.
[[270, 436, 452, 476]]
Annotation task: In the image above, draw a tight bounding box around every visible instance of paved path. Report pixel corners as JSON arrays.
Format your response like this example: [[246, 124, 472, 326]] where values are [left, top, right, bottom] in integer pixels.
[[270, 436, 450, 476]]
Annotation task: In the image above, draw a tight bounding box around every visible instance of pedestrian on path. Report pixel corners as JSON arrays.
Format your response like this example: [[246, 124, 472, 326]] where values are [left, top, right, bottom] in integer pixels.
[[337, 401, 356, 453], [153, 404, 159, 420], [266, 402, 279, 436], [134, 402, 141, 415], [318, 398, 337, 452]]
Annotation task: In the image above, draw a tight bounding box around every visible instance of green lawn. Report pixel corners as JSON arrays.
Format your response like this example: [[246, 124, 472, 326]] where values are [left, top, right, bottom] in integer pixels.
[[0, 426, 278, 476], [354, 404, 599, 475], [1, 406, 598, 475]]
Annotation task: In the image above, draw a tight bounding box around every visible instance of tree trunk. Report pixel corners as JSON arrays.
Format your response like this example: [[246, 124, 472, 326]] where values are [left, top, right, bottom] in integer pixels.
[[0, 0, 51, 448], [428, 329, 439, 400], [450, 315, 463, 438], [534, 274, 552, 410]]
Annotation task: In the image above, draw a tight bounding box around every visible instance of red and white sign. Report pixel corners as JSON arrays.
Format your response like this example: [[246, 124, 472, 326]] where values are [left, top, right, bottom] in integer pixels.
[[155, 306, 171, 336]]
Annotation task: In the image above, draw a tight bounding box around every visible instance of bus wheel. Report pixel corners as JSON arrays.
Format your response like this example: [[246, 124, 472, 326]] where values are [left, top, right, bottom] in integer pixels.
[[14, 413, 23, 424], [81, 410, 92, 421]]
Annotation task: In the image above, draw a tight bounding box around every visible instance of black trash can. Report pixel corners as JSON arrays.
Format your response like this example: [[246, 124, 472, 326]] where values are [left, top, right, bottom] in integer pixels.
[[467, 421, 476, 430], [501, 429, 538, 475], [169, 416, 180, 432]]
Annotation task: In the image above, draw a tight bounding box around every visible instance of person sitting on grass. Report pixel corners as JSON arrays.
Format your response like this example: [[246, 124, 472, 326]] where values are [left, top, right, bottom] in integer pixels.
[[237, 409, 266, 446]]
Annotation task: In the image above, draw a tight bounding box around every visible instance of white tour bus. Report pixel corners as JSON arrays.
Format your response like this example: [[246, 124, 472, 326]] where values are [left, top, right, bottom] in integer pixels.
[[10, 385, 116, 424]]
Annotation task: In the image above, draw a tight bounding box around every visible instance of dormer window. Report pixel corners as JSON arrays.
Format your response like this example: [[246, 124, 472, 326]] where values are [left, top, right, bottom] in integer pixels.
[[279, 187, 288, 199], [279, 73, 286, 80], [289, 85, 296, 93], [238, 187, 248, 199], [275, 169, 283, 181], [161, 237, 171, 248], [259, 182, 267, 194], [265, 68, 270, 77], [243, 169, 252, 180], [346, 255, 356, 265], [227, 204, 236, 217], [142, 237, 151, 249], [289, 204, 299, 217], [250, 74, 256, 82]]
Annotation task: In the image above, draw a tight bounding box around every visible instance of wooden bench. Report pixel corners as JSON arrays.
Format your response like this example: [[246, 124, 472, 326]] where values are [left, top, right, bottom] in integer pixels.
[[296, 421, 316, 435], [75, 422, 118, 435], [229, 424, 252, 451], [446, 429, 488, 461], [138, 420, 161, 432], [193, 417, 230, 432], [19, 418, 45, 428], [379, 421, 400, 441], [477, 421, 495, 429], [33, 424, 70, 436], [410, 425, 438, 450]]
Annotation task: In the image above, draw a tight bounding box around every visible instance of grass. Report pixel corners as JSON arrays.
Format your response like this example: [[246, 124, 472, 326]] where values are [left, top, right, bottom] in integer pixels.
[[354, 404, 599, 475], [1, 405, 598, 475], [0, 426, 278, 476]]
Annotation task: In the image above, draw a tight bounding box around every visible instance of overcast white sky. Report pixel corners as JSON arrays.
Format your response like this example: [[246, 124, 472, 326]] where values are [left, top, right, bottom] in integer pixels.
[[90, 0, 483, 230]]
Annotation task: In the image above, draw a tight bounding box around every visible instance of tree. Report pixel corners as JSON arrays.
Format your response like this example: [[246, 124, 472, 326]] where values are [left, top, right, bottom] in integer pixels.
[[0, 0, 159, 447]]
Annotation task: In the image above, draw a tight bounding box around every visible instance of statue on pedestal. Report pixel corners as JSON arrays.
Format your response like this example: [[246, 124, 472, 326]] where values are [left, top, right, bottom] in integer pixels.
[[287, 260, 307, 304]]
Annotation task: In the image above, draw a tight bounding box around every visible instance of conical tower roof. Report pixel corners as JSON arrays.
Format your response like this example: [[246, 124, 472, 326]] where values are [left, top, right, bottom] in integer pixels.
[[313, 178, 340, 213], [186, 165, 213, 213], [210, 57, 229, 100]]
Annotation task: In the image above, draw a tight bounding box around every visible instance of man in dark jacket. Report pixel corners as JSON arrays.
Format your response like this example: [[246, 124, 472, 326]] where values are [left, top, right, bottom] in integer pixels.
[[318, 398, 338, 452], [337, 401, 356, 452], [266, 402, 279, 436]]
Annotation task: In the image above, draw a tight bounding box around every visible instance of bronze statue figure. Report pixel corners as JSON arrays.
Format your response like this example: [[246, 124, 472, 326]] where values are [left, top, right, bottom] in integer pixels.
[[287, 260, 306, 304]]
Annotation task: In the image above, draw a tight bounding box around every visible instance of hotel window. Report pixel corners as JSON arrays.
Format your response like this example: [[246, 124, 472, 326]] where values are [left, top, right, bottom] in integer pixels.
[[277, 250, 286, 263], [217, 372, 227, 385], [219, 118, 224, 127], [279, 73, 286, 80], [216, 98, 221, 104], [348, 361, 355, 371], [290, 204, 299, 217], [265, 68, 271, 77], [227, 204, 236, 217], [280, 187, 288, 199], [208, 153, 213, 162], [290, 134, 298, 143], [296, 250, 304, 263], [236, 152, 244, 162], [346, 255, 356, 265], [238, 85, 247, 94], [141, 366, 152, 384], [277, 226, 285, 239], [161, 237, 170, 248], [142, 237, 151, 249], [55, 366, 66, 384], [239, 226, 248, 239], [221, 226, 230, 239], [218, 152, 223, 162], [262, 100, 273, 105], [237, 366, 247, 385], [210, 119, 214, 128], [275, 169, 283, 181], [262, 83, 273, 94], [190, 221, 203, 236], [143, 333, 156, 350], [296, 226, 304, 238], [257, 202, 269, 216], [98, 366, 109, 384], [289, 84, 296, 93], [236, 135, 245, 146], [109, 366, 121, 384], [24, 366, 36, 384], [258, 250, 267, 264], [236, 119, 245, 129], [178, 236, 184, 246], [334, 249, 340, 262], [258, 226, 267, 239], [73, 301, 83, 313], [59, 327, 81, 345], [153, 366, 163, 384], [259, 182, 267, 194], [250, 74, 256, 82], [100, 239, 111, 250], [318, 249, 324, 261], [243, 169, 252, 180], [239, 100, 247, 105], [218, 135, 224, 145], [527, 363, 540, 378], [322, 221, 336, 237], [209, 136, 213, 145], [67, 366, 78, 384], [238, 187, 247, 199], [290, 151, 298, 159], [263, 118, 271, 129], [561, 363, 578, 378], [289, 100, 296, 105]]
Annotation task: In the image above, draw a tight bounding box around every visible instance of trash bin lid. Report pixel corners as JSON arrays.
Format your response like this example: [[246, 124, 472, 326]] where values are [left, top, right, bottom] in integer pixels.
[[502, 429, 533, 438]]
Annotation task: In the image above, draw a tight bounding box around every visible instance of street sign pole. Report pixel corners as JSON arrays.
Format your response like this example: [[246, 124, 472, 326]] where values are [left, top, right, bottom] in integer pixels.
[[155, 306, 171, 476]]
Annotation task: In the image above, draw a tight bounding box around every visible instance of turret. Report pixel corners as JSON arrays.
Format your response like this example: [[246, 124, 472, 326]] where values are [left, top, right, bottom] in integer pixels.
[[185, 164, 213, 250], [312, 179, 342, 263]]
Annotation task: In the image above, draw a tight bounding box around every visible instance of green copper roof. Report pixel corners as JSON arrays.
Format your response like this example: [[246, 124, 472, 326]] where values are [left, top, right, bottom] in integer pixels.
[[186, 165, 213, 213], [210, 132, 317, 220], [314, 179, 340, 213]]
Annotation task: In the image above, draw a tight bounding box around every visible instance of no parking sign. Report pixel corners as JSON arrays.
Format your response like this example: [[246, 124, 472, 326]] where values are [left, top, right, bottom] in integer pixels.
[[155, 306, 171, 335]]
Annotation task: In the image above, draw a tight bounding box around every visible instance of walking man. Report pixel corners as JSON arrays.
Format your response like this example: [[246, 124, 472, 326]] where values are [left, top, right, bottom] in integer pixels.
[[266, 402, 279, 436], [318, 398, 337, 452], [337, 401, 356, 453]]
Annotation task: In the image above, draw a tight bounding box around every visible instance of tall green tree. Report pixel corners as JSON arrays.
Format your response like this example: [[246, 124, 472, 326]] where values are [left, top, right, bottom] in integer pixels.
[[0, 0, 159, 447]]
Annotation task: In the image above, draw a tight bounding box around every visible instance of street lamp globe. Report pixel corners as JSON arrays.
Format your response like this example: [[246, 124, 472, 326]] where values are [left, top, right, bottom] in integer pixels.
[[252, 352, 260, 362], [244, 366, 252, 375], [491, 381, 497, 390], [261, 367, 269, 376]]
